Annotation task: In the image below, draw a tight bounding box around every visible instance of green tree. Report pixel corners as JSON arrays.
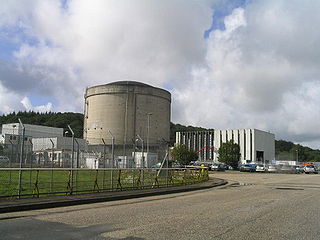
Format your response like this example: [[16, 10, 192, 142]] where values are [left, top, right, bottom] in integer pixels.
[[218, 140, 241, 168], [171, 144, 198, 166], [0, 111, 84, 138]]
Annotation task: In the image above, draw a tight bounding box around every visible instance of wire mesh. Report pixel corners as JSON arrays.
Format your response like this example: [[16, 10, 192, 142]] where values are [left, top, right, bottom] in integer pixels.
[[0, 168, 209, 199]]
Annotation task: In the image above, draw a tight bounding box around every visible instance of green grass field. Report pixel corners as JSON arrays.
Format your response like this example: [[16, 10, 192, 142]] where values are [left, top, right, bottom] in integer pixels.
[[0, 169, 208, 199]]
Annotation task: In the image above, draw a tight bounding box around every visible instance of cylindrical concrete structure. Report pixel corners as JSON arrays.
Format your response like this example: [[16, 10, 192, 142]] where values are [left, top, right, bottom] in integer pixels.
[[84, 81, 171, 147]]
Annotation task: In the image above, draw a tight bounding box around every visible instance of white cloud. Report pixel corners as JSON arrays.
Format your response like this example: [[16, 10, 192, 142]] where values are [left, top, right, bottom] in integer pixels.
[[1, 0, 212, 112], [21, 96, 52, 113], [0, 82, 22, 114], [0, 82, 52, 114], [174, 2, 320, 148], [1, 0, 320, 148]]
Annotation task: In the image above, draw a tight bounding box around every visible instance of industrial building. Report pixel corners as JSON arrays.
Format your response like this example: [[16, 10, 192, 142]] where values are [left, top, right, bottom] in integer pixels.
[[83, 81, 171, 165], [1, 123, 63, 139], [0, 123, 65, 165], [176, 129, 275, 164], [32, 137, 87, 167]]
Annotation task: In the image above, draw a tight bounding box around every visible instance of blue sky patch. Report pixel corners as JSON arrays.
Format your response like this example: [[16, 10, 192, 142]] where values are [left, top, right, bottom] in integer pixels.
[[0, 26, 40, 60], [204, 0, 247, 38], [29, 94, 57, 108]]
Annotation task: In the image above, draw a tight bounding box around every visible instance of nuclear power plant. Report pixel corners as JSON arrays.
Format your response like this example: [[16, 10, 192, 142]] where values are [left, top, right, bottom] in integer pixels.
[[83, 81, 171, 166], [82, 80, 275, 166], [0, 80, 276, 169]]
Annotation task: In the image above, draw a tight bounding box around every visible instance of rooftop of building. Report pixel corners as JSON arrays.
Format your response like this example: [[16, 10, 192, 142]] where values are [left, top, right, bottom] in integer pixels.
[[86, 80, 171, 95]]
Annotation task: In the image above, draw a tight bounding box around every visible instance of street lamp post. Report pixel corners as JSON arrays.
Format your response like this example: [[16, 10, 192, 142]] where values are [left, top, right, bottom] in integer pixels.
[[296, 149, 299, 163]]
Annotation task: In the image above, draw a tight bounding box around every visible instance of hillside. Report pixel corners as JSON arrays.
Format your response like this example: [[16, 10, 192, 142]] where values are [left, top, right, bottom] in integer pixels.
[[275, 140, 320, 162], [0, 111, 84, 138], [0, 111, 319, 161]]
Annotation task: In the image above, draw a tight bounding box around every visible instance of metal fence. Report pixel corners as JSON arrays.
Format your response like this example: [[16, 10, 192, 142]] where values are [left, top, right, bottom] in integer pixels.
[[0, 168, 209, 199], [0, 137, 169, 169]]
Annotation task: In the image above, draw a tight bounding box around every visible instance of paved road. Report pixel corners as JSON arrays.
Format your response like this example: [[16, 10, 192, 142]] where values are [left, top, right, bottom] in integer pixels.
[[1, 172, 320, 240]]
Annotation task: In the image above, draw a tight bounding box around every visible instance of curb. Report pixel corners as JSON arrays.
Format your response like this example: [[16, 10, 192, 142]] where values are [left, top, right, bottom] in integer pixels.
[[0, 178, 227, 214]]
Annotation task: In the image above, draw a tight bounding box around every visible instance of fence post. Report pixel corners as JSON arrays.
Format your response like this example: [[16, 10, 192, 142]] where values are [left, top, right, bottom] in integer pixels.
[[101, 138, 106, 190], [8, 140, 13, 184], [68, 125, 75, 194], [28, 139, 33, 189], [49, 139, 54, 193], [108, 130, 115, 191], [18, 118, 25, 199], [74, 138, 80, 192]]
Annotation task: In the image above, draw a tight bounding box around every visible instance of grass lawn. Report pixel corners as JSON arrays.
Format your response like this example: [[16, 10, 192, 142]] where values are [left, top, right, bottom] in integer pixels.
[[0, 169, 208, 199]]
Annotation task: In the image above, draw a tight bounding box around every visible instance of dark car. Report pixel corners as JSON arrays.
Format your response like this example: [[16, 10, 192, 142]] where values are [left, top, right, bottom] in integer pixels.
[[280, 165, 296, 174], [294, 165, 304, 173], [239, 164, 256, 172]]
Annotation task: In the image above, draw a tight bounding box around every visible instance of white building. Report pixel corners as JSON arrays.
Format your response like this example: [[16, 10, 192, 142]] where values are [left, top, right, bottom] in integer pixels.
[[176, 129, 275, 164], [32, 137, 87, 167], [133, 152, 158, 168], [1, 123, 63, 138]]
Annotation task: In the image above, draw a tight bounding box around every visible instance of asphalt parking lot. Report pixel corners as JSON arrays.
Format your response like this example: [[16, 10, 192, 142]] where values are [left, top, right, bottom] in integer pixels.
[[1, 172, 319, 240]]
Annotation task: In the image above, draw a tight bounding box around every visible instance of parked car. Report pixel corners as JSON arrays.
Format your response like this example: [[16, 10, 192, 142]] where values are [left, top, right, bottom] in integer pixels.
[[227, 165, 234, 170], [294, 165, 304, 173], [280, 165, 295, 174], [211, 163, 226, 171], [239, 164, 256, 172], [172, 162, 183, 168], [151, 162, 162, 168], [266, 165, 279, 173], [256, 164, 266, 172], [304, 165, 318, 174]]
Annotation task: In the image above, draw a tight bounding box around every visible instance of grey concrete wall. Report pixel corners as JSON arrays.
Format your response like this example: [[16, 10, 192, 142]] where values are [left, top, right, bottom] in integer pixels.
[[84, 81, 171, 146]]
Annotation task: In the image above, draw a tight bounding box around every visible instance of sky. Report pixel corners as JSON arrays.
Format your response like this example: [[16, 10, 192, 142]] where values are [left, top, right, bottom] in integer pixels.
[[0, 0, 320, 149]]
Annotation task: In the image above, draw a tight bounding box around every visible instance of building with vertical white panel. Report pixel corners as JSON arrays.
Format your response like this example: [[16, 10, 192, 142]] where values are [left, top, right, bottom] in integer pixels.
[[175, 129, 275, 164]]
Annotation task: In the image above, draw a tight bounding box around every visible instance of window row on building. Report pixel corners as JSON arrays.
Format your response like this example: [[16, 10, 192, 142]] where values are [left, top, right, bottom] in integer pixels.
[[175, 129, 275, 164]]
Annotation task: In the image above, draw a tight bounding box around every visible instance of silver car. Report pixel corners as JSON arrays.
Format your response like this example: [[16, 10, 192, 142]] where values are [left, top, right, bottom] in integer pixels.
[[304, 165, 318, 174], [267, 165, 279, 173], [256, 164, 266, 172]]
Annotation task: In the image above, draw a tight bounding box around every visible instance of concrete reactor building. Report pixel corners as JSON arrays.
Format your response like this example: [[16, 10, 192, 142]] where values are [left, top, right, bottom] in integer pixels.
[[84, 81, 171, 157]]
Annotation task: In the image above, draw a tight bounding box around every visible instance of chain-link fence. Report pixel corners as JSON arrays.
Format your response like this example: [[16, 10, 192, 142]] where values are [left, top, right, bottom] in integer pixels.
[[0, 127, 169, 169], [0, 122, 210, 199], [0, 168, 209, 199]]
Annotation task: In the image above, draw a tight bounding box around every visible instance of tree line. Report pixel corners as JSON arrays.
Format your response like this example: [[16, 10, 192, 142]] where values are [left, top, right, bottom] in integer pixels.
[[0, 111, 319, 162], [0, 111, 83, 138]]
